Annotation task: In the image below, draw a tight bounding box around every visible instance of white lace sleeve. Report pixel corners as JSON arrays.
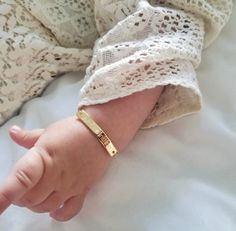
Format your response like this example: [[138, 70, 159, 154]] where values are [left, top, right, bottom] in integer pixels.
[[78, 0, 233, 128], [0, 0, 95, 125]]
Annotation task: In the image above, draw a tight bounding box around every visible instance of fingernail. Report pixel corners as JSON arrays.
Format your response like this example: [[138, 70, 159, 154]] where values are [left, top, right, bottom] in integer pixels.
[[10, 125, 22, 133]]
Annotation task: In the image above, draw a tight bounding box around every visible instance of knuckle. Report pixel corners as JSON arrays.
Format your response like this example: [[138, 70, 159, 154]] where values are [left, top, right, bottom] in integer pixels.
[[16, 197, 34, 207], [12, 200, 26, 207], [30, 202, 60, 213], [29, 206, 50, 213], [14, 168, 34, 190], [0, 192, 11, 205], [28, 195, 63, 213], [21, 131, 29, 142], [0, 193, 12, 212]]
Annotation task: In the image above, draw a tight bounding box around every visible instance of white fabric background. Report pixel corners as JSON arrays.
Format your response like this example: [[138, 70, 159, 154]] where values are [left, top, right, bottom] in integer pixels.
[[0, 6, 235, 231]]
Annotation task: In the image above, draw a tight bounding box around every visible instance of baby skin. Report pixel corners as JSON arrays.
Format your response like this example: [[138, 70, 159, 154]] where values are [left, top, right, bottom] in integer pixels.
[[0, 86, 163, 222]]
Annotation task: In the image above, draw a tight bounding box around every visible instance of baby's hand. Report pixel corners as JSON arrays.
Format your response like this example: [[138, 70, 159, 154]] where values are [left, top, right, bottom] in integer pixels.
[[0, 87, 162, 221], [0, 116, 113, 221]]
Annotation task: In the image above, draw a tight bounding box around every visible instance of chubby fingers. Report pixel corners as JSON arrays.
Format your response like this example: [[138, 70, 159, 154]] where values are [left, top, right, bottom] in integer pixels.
[[9, 126, 45, 149], [0, 147, 45, 214]]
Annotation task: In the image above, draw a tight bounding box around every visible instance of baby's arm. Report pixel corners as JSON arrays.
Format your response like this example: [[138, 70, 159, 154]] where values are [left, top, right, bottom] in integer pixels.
[[0, 0, 232, 223], [0, 87, 162, 222]]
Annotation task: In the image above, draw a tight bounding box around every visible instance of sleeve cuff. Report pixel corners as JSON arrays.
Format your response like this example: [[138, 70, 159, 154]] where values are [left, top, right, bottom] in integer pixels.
[[78, 58, 201, 129]]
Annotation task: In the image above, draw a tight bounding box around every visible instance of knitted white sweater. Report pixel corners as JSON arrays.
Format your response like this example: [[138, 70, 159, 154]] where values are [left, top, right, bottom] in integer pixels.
[[0, 0, 233, 128]]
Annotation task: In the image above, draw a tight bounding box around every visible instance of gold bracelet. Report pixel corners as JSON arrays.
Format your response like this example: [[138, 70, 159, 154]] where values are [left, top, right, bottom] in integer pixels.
[[76, 109, 118, 157]]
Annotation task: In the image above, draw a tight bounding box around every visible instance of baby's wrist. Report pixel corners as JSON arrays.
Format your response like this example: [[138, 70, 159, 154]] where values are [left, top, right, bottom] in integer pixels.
[[79, 105, 133, 153], [79, 87, 163, 153]]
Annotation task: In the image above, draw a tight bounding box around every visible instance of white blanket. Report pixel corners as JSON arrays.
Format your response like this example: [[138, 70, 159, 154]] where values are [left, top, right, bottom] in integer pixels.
[[0, 7, 235, 231]]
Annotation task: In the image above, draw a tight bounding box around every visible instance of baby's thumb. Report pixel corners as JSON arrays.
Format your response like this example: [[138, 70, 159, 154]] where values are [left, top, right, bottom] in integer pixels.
[[9, 126, 45, 149]]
